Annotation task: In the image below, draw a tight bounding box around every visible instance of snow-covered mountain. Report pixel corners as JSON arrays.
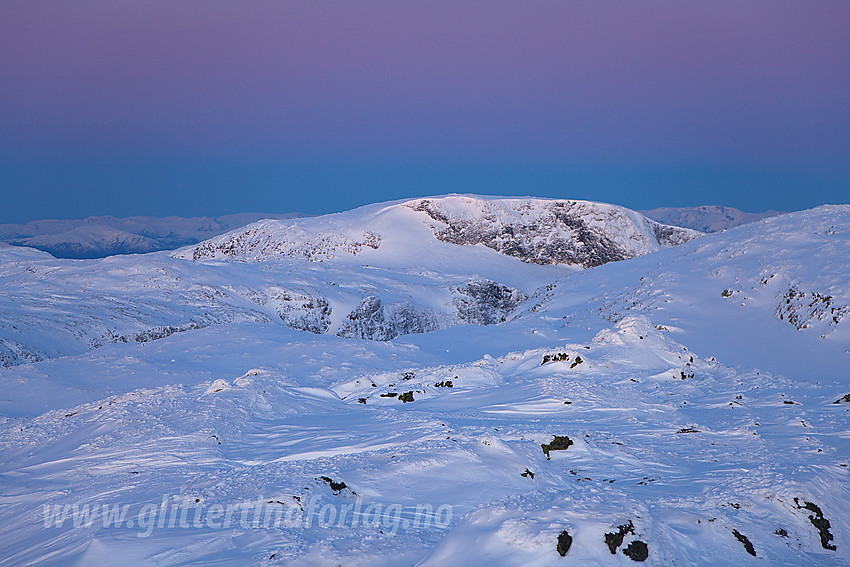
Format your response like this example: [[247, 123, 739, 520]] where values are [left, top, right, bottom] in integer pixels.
[[180, 196, 699, 267], [1, 197, 848, 566], [640, 205, 781, 232], [15, 224, 165, 257], [0, 212, 306, 259], [0, 196, 698, 367]]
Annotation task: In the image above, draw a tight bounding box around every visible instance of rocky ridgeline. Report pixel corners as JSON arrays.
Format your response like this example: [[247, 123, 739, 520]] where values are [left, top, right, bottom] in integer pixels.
[[407, 198, 699, 268]]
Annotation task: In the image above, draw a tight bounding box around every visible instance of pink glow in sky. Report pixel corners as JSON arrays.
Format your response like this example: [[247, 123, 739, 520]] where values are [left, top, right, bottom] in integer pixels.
[[1, 1, 849, 220]]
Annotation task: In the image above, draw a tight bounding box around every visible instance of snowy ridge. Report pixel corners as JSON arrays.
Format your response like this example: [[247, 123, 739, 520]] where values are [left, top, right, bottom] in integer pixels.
[[407, 196, 699, 266], [178, 218, 384, 262], [177, 195, 700, 267]]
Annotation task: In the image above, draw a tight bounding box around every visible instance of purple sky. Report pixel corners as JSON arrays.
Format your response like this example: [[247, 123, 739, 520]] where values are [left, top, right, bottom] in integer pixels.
[[2, 1, 849, 222]]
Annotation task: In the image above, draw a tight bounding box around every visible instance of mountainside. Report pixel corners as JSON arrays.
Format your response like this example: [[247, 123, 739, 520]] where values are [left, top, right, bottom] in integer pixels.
[[640, 205, 781, 232], [1, 199, 848, 566], [0, 212, 306, 259], [0, 196, 697, 368], [522, 205, 850, 379], [0, 196, 697, 366], [180, 195, 700, 267]]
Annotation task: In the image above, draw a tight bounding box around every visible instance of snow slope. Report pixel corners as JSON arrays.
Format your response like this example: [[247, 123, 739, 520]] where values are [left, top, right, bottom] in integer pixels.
[[0, 199, 847, 566]]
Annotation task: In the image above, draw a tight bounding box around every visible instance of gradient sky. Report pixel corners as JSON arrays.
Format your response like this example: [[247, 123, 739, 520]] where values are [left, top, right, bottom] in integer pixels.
[[2, 1, 849, 223]]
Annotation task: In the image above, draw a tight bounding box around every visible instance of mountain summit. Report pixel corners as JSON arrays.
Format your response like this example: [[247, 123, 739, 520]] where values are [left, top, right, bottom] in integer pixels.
[[177, 195, 700, 267]]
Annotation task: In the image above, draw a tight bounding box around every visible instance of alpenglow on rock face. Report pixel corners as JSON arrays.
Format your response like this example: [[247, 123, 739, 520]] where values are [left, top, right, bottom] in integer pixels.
[[177, 195, 700, 267], [406, 197, 700, 267]]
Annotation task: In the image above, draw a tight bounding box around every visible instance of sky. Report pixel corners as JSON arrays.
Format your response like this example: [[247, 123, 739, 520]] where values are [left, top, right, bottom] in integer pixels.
[[1, 1, 849, 223]]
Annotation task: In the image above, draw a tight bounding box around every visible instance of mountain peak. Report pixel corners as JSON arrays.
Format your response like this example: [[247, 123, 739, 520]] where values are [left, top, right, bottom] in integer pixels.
[[177, 195, 701, 268]]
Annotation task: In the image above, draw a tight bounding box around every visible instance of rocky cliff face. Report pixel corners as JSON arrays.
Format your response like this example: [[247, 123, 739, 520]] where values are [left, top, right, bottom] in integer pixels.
[[452, 280, 528, 325], [407, 197, 699, 268], [336, 296, 442, 341], [334, 279, 528, 341]]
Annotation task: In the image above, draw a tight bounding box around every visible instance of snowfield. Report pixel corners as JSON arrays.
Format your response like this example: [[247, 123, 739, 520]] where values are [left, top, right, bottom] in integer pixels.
[[0, 196, 848, 566]]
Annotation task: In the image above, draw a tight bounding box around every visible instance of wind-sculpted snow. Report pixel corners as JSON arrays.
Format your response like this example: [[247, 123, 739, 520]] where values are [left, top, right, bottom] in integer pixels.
[[0, 266, 272, 367], [0, 315, 847, 565]]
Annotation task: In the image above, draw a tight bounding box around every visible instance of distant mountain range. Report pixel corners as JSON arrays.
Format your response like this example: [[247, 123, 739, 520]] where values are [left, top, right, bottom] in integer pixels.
[[0, 205, 779, 259], [0, 212, 306, 259], [640, 205, 782, 232]]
